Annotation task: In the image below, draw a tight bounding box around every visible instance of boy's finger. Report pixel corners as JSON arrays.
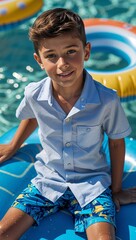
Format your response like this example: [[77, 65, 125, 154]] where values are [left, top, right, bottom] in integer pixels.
[[129, 189, 136, 202], [0, 156, 7, 163], [113, 198, 120, 212]]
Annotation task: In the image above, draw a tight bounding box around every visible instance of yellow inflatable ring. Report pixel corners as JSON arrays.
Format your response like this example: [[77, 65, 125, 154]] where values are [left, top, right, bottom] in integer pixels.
[[84, 18, 136, 101], [0, 0, 43, 30]]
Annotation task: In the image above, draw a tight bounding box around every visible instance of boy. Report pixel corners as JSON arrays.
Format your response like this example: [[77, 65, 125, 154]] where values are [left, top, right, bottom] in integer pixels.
[[0, 8, 136, 240]]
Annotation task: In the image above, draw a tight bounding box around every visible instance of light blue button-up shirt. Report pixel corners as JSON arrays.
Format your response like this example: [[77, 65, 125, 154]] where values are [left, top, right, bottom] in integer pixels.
[[16, 71, 131, 207]]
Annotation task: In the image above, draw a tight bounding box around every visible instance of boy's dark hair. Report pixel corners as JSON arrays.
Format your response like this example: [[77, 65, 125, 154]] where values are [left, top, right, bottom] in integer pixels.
[[29, 8, 87, 54]]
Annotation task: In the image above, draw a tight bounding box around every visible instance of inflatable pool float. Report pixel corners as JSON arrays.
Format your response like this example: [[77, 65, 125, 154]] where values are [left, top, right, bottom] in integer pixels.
[[84, 18, 136, 102], [0, 0, 43, 30], [0, 127, 136, 240]]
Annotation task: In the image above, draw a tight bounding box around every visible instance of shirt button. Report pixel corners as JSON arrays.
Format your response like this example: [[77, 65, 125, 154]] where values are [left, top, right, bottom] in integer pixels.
[[65, 142, 71, 147], [87, 127, 91, 132]]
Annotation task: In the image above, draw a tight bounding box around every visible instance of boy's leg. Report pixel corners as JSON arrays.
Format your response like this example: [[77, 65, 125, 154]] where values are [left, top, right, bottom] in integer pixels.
[[68, 187, 116, 239], [0, 207, 34, 240], [84, 188, 116, 240], [86, 222, 115, 240], [0, 183, 64, 240]]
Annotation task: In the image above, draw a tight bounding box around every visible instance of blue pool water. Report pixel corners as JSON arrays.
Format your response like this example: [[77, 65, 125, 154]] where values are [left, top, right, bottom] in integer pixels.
[[0, 0, 136, 137]]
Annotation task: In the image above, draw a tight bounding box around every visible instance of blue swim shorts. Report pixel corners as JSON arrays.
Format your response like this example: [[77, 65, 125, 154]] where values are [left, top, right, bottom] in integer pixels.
[[12, 184, 116, 233]]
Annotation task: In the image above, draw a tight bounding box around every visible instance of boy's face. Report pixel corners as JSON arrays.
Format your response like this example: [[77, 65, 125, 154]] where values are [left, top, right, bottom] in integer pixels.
[[34, 33, 90, 90]]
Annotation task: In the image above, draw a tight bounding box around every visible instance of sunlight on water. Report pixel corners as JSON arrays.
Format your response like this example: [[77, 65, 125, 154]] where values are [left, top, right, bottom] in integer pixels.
[[0, 0, 136, 137]]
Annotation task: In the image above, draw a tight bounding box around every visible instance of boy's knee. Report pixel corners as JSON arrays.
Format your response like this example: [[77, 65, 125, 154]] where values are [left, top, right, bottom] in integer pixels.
[[0, 223, 10, 239], [0, 224, 4, 238], [86, 224, 115, 240], [99, 235, 113, 240], [101, 235, 112, 240], [87, 234, 114, 240]]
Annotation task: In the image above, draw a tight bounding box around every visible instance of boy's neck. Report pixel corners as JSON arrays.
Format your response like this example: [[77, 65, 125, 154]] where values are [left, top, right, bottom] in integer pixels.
[[53, 92, 80, 114], [52, 80, 84, 114]]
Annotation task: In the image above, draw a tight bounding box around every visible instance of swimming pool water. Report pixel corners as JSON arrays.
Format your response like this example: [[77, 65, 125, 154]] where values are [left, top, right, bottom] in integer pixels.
[[0, 0, 136, 137]]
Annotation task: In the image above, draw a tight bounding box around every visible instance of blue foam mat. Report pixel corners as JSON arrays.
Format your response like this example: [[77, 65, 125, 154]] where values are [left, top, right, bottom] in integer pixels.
[[0, 127, 136, 239]]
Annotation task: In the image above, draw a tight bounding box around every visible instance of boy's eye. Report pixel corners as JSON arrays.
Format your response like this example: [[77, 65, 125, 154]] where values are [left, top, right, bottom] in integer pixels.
[[67, 49, 76, 54], [46, 54, 56, 59]]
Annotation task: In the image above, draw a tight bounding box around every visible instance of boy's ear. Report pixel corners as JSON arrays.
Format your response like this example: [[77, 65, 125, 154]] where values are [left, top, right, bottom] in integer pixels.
[[33, 53, 44, 69], [84, 42, 91, 61]]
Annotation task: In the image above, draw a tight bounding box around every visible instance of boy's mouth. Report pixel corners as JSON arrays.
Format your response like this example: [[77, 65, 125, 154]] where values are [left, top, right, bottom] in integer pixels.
[[58, 71, 73, 77]]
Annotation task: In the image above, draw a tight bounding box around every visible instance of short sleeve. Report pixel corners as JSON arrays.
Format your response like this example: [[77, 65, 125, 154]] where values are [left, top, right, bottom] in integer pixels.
[[103, 94, 131, 139], [16, 86, 35, 120]]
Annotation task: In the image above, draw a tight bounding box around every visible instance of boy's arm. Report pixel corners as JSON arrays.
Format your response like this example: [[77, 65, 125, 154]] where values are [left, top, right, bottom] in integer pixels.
[[109, 138, 136, 211], [0, 118, 38, 163], [109, 138, 125, 194]]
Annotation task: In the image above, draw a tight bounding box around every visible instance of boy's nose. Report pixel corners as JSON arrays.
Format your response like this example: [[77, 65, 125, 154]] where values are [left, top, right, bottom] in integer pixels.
[[57, 57, 69, 69]]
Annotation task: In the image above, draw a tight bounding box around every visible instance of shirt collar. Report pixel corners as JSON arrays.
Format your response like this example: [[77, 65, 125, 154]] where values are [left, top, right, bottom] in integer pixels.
[[37, 77, 53, 105], [80, 70, 101, 105], [37, 70, 101, 106]]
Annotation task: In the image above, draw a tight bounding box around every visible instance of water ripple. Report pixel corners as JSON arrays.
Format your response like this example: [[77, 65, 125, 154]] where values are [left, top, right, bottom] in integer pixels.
[[0, 0, 136, 137]]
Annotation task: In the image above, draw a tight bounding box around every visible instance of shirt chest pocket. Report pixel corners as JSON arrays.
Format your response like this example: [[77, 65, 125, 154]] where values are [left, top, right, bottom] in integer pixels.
[[76, 125, 101, 148]]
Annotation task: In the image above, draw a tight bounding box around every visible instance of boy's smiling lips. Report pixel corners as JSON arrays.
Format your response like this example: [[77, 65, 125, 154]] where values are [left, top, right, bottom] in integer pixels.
[[57, 70, 74, 77]]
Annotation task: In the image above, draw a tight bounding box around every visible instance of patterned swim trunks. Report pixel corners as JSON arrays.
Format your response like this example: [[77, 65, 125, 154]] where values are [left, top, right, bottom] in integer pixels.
[[12, 184, 116, 233]]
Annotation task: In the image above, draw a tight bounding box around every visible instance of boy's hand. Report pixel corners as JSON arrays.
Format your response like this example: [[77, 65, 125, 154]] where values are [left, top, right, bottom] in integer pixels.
[[113, 188, 136, 212], [0, 143, 16, 163]]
